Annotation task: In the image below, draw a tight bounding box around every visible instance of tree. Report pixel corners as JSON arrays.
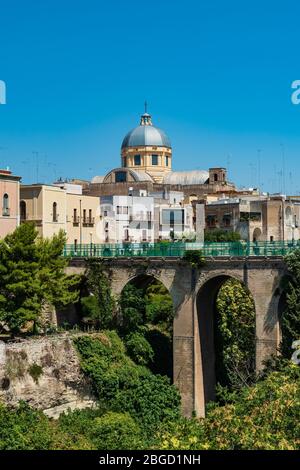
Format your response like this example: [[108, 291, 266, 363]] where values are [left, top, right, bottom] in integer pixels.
[[119, 283, 145, 333], [83, 260, 116, 329], [215, 279, 256, 390], [205, 229, 241, 242], [281, 249, 300, 357], [0, 223, 79, 334]]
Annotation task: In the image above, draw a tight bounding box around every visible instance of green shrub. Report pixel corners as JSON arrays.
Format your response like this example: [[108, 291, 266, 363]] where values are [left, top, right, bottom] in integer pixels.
[[182, 250, 205, 268], [91, 412, 141, 450], [80, 296, 100, 322], [28, 363, 43, 384], [204, 229, 241, 242], [0, 402, 55, 450], [119, 284, 145, 333], [157, 363, 300, 450], [124, 332, 154, 366], [74, 333, 180, 434]]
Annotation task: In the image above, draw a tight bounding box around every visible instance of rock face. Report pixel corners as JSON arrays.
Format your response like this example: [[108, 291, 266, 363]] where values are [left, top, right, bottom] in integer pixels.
[[0, 333, 96, 418]]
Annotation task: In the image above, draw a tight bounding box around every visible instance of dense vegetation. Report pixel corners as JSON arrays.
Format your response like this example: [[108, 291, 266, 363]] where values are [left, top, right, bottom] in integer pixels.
[[0, 226, 299, 450], [215, 279, 256, 390], [0, 340, 299, 450]]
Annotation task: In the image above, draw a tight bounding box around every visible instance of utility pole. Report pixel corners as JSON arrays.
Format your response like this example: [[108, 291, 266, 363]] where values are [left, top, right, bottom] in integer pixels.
[[79, 199, 82, 248]]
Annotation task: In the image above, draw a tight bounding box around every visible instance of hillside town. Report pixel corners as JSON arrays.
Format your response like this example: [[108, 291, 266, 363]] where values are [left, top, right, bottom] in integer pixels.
[[1, 110, 300, 246]]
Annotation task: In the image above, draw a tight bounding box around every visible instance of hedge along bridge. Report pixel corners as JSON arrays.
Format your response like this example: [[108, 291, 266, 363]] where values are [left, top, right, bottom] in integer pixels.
[[63, 240, 300, 258], [65, 244, 291, 418]]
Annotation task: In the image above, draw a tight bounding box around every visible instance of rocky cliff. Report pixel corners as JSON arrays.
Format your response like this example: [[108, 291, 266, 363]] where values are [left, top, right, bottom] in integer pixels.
[[0, 333, 96, 418]]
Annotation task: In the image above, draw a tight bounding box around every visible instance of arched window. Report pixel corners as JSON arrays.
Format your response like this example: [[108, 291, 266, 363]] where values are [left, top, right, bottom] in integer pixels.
[[52, 202, 57, 222], [20, 200, 26, 220], [253, 227, 262, 242], [2, 193, 9, 216]]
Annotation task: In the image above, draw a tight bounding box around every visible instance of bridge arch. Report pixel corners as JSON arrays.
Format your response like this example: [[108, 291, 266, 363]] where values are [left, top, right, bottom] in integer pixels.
[[119, 273, 175, 379], [195, 274, 256, 407]]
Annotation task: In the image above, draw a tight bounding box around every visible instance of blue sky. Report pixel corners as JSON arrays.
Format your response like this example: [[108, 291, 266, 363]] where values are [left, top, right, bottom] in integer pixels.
[[1, 0, 300, 193]]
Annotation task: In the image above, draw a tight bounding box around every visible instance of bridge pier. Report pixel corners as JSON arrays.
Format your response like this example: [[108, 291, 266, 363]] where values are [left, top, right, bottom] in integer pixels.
[[247, 269, 281, 371]]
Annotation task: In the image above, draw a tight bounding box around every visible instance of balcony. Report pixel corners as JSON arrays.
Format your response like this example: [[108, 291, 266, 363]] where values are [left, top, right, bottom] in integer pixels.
[[2, 208, 10, 217], [73, 215, 80, 225], [129, 214, 152, 222], [83, 217, 95, 227]]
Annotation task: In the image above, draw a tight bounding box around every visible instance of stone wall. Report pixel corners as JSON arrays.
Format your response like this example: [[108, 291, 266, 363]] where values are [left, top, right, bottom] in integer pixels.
[[0, 333, 96, 418]]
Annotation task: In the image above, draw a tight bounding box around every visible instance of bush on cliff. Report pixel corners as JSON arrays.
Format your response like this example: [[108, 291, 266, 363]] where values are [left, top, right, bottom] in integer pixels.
[[73, 332, 181, 433]]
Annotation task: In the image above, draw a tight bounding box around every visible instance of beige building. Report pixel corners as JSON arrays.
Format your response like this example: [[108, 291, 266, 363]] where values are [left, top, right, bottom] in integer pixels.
[[20, 183, 102, 246], [0, 169, 21, 238], [197, 194, 300, 242]]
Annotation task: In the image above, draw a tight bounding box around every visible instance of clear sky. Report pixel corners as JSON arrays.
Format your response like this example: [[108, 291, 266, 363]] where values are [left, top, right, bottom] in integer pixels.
[[1, 0, 300, 193]]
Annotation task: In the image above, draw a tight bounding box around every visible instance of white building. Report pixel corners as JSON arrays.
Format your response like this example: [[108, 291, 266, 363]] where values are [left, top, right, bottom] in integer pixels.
[[99, 189, 194, 243]]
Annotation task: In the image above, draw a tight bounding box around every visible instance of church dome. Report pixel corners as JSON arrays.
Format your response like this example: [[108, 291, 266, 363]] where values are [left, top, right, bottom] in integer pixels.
[[121, 112, 171, 149]]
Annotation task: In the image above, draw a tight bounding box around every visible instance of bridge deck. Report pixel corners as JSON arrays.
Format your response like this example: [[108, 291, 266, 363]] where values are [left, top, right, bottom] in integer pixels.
[[63, 241, 299, 258]]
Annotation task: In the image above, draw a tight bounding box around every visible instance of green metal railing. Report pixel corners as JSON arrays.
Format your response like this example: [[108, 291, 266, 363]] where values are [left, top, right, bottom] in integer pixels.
[[62, 240, 300, 258]]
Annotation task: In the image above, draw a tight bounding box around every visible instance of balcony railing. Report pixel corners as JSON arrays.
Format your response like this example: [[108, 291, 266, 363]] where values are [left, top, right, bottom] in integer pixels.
[[72, 216, 95, 226], [129, 214, 152, 222], [83, 217, 95, 226]]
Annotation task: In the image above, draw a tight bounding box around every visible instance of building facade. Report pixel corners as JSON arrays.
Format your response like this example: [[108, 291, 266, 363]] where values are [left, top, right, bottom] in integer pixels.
[[200, 195, 300, 242], [20, 183, 102, 245], [0, 169, 21, 238], [99, 189, 194, 243]]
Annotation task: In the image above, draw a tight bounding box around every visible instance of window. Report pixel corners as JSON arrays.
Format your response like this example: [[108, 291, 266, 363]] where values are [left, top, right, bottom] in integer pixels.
[[20, 200, 26, 220], [73, 208, 78, 224], [115, 171, 127, 183], [74, 239, 78, 251], [134, 154, 141, 166], [124, 229, 129, 241], [152, 154, 158, 165], [214, 173, 218, 182], [270, 236, 274, 242], [166, 156, 169, 166], [104, 210, 108, 216], [206, 214, 217, 227], [2, 193, 9, 216], [122, 157, 127, 167], [117, 206, 121, 214], [52, 202, 57, 222], [142, 230, 147, 241], [123, 206, 128, 214], [222, 214, 231, 227], [89, 209, 92, 222], [105, 222, 109, 229], [162, 209, 184, 230]]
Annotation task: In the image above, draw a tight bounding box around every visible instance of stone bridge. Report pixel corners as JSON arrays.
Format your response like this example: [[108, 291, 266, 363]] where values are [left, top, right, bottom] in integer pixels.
[[66, 256, 287, 417]]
